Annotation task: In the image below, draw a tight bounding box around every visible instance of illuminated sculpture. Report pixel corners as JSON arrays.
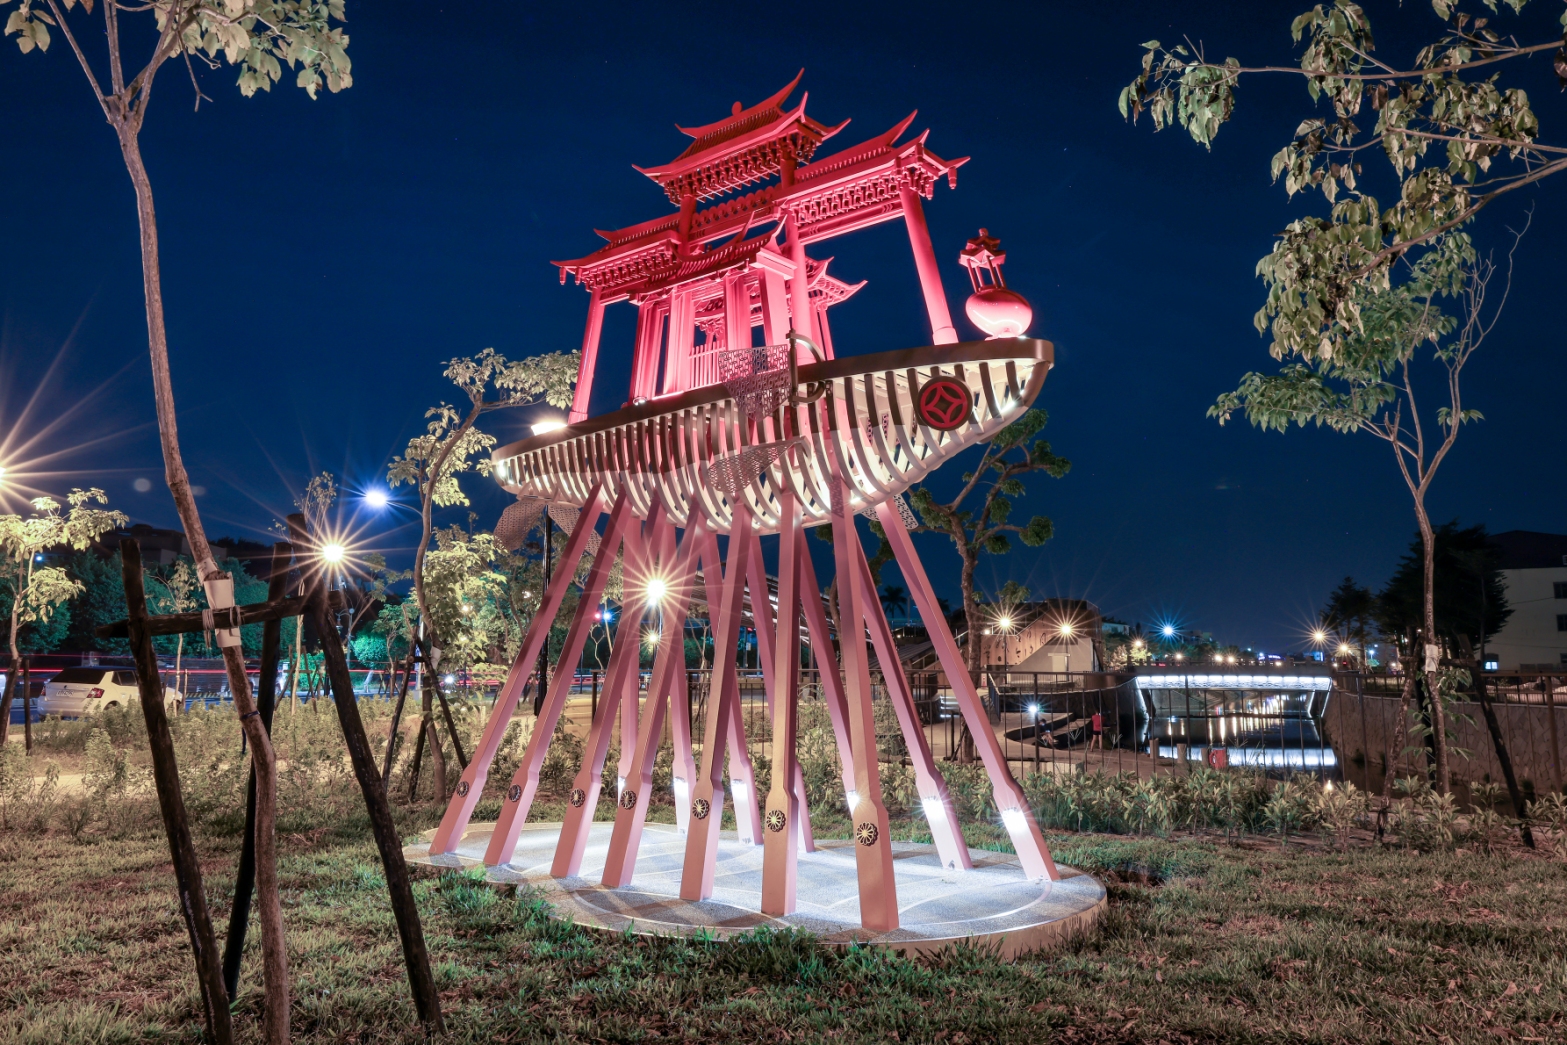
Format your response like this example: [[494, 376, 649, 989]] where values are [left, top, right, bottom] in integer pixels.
[[427, 75, 1059, 932]]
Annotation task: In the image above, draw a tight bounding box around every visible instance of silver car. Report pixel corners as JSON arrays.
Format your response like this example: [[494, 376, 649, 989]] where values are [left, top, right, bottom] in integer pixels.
[[37, 667, 183, 718]]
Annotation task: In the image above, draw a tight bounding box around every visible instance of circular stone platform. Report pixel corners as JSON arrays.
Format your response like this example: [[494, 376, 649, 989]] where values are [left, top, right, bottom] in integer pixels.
[[404, 822, 1104, 957]]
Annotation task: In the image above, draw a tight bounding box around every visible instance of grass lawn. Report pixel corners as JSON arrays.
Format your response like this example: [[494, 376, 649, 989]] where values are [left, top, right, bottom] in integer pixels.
[[2, 795, 1564, 1045]]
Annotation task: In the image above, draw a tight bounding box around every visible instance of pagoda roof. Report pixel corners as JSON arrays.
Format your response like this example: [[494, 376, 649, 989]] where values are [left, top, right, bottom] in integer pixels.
[[554, 109, 967, 295], [633, 72, 848, 204]]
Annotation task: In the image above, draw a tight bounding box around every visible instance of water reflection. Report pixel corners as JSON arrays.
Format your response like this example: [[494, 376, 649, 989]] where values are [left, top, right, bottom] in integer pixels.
[[1136, 673, 1338, 777]]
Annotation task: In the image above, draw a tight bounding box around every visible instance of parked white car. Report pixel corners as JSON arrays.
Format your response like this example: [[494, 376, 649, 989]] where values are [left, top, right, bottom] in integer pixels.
[[37, 667, 182, 718]]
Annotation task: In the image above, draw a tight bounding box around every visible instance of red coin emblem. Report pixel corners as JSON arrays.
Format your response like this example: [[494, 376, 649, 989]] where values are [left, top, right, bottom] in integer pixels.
[[916, 377, 972, 431]]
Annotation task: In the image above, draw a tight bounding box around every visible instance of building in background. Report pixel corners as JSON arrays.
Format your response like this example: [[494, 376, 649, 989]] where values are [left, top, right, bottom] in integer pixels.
[[1485, 530, 1567, 671]]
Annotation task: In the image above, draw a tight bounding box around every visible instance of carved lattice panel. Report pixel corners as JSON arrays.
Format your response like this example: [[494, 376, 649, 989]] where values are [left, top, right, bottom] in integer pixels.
[[705, 440, 799, 502], [719, 343, 793, 421]]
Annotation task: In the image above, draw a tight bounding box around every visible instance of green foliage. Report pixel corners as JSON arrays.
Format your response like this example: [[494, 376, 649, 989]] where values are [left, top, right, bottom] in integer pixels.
[[0, 586, 70, 652], [0, 490, 125, 656], [388, 349, 578, 513], [1123, 1, 1563, 352], [3, 1, 353, 100]]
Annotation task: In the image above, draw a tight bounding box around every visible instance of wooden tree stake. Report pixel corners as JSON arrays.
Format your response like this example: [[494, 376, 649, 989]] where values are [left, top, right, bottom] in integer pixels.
[[287, 514, 444, 1032], [223, 542, 292, 1000], [120, 539, 234, 1045]]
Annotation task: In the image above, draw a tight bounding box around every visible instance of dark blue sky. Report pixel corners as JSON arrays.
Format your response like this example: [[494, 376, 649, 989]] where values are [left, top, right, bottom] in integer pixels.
[[1, 1, 1561, 651]]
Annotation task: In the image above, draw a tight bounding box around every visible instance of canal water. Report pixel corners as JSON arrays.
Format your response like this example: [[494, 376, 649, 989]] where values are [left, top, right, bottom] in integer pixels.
[[1135, 672, 1342, 780]]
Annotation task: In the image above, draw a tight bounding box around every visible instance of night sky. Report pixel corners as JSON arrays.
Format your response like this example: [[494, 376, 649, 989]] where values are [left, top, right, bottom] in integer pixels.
[[1, 1, 1562, 652]]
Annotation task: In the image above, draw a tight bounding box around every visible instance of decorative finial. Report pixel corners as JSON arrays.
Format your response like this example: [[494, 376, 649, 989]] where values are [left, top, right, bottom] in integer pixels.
[[732, 101, 743, 116], [958, 229, 1033, 338]]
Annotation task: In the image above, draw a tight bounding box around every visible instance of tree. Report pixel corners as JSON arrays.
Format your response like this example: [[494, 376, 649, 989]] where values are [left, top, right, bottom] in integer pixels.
[[906, 408, 1068, 761], [909, 408, 1069, 683], [4, 5, 355, 1037], [1122, 2, 1548, 797], [387, 349, 576, 797], [1323, 576, 1377, 665], [1121, 1, 1564, 317], [281, 472, 336, 708], [64, 550, 129, 655], [0, 490, 125, 737], [879, 584, 910, 624], [149, 557, 201, 690], [1376, 521, 1510, 651]]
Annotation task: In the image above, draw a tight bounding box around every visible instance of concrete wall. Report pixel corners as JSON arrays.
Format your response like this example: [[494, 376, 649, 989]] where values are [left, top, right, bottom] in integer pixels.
[[1324, 686, 1567, 795]]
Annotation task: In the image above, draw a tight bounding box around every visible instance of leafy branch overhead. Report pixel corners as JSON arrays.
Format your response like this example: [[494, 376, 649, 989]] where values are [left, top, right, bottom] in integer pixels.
[[1120, 0, 1564, 363], [4, 1, 351, 114]]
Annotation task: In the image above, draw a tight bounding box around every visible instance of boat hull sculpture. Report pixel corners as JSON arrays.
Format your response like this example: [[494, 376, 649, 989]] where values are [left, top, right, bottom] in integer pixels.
[[426, 76, 1062, 932]]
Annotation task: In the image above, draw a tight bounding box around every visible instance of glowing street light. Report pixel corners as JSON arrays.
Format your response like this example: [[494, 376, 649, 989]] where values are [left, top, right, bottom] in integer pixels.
[[1312, 629, 1327, 644], [364, 488, 389, 509], [1162, 624, 1176, 639], [321, 542, 346, 564], [532, 419, 567, 436], [1058, 621, 1075, 637], [645, 577, 667, 605]]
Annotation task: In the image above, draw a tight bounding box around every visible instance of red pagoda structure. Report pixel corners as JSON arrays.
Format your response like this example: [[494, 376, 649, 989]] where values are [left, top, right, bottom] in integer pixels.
[[422, 75, 1069, 939], [557, 70, 967, 416]]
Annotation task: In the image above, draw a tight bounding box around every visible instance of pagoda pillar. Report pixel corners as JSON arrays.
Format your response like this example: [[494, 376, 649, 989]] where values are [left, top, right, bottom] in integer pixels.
[[568, 289, 606, 422], [784, 212, 817, 361], [815, 303, 835, 359], [899, 184, 959, 345], [755, 250, 793, 347], [722, 270, 749, 357], [630, 297, 667, 401], [664, 288, 696, 394]]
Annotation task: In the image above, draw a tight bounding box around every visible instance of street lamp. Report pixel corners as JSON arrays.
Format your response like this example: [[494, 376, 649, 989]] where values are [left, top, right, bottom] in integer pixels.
[[363, 488, 389, 509]]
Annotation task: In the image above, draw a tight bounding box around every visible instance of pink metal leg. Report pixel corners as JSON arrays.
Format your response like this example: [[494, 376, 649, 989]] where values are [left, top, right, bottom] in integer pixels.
[[600, 515, 709, 887], [430, 483, 613, 856], [761, 493, 803, 915], [551, 514, 662, 876], [877, 500, 1060, 880], [477, 498, 639, 867], [827, 475, 899, 932], [669, 658, 696, 836], [550, 636, 643, 876], [679, 512, 755, 901], [725, 701, 763, 845], [851, 538, 971, 871], [747, 530, 815, 851]]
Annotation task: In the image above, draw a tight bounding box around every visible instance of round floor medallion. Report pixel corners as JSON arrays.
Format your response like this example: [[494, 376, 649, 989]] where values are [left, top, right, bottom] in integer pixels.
[[693, 797, 711, 820], [619, 789, 638, 809], [855, 821, 880, 846], [569, 788, 586, 808], [765, 808, 787, 833], [507, 784, 522, 803]]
